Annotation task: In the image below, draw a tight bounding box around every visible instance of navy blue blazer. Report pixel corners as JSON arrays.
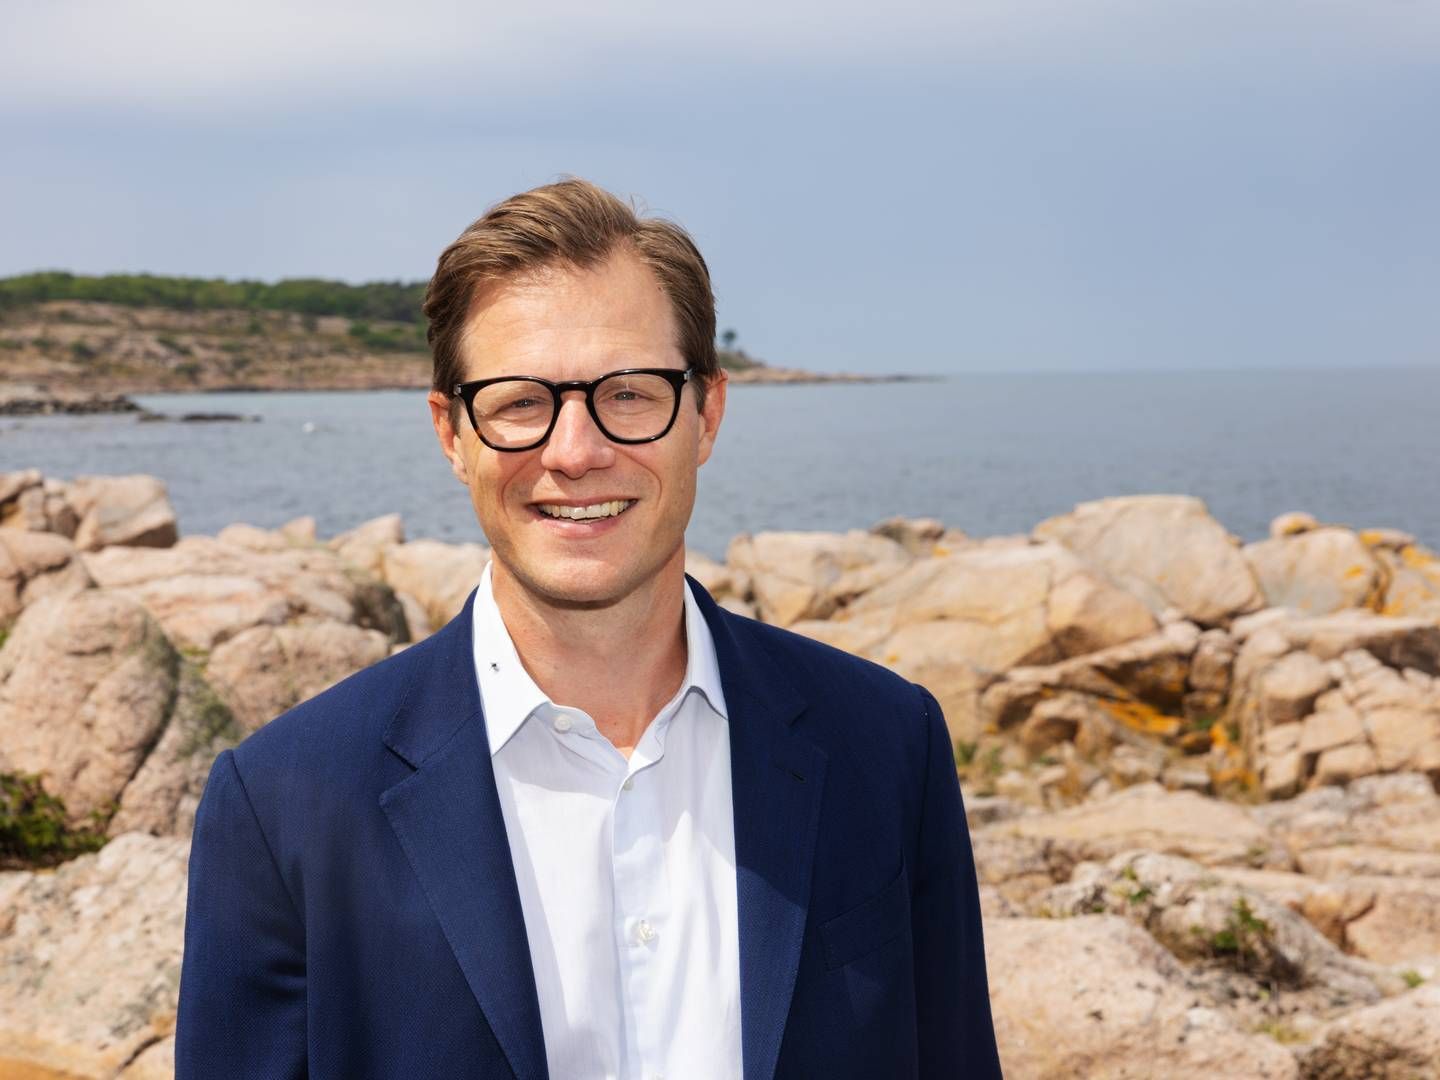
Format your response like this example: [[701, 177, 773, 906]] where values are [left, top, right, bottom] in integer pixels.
[[175, 576, 1001, 1079]]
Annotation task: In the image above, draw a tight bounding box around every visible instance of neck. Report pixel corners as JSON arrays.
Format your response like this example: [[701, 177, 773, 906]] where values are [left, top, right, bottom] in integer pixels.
[[490, 552, 689, 757]]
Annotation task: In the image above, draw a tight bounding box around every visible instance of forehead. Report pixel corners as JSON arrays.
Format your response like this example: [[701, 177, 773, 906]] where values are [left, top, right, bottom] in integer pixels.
[[457, 250, 681, 381]]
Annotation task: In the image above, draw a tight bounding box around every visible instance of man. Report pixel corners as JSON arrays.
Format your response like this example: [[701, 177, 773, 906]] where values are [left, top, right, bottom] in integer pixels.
[[175, 178, 1001, 1079]]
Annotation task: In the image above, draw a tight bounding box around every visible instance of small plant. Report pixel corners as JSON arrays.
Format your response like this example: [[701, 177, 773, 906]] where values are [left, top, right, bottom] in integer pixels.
[[0, 772, 108, 869], [953, 740, 978, 768], [156, 333, 192, 355], [1205, 897, 1273, 969], [1402, 970, 1425, 989], [69, 341, 98, 361], [983, 746, 1005, 778]]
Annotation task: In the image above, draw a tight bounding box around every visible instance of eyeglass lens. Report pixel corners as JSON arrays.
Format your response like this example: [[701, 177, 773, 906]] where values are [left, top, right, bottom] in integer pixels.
[[470, 371, 679, 448]]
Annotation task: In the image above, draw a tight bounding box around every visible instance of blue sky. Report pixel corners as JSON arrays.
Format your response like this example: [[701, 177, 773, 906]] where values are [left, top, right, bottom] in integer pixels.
[[2, 0, 1436, 375]]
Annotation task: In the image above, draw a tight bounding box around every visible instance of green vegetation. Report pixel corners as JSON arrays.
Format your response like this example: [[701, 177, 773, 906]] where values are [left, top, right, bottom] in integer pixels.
[[0, 271, 426, 323], [1253, 1019, 1305, 1045], [1199, 897, 1273, 969], [1402, 969, 1425, 989], [349, 320, 427, 353], [0, 771, 109, 869], [953, 739, 978, 768]]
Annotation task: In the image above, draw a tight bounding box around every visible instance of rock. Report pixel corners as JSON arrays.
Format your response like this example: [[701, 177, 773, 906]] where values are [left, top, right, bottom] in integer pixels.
[[1032, 494, 1264, 626], [1298, 986, 1440, 1079], [0, 472, 79, 537], [0, 469, 43, 511], [1244, 527, 1386, 615], [216, 522, 291, 551], [1313, 742, 1380, 786], [1254, 772, 1440, 855], [1271, 511, 1320, 538], [986, 916, 1299, 1079], [988, 783, 1287, 868], [1259, 651, 1334, 726], [106, 662, 241, 839], [1043, 567, 1160, 657], [684, 550, 750, 604], [66, 474, 179, 551], [1376, 541, 1440, 622], [979, 622, 1198, 743], [869, 515, 947, 556], [1191, 627, 1237, 695], [0, 592, 178, 827], [205, 621, 391, 732], [329, 512, 406, 575], [381, 539, 489, 634], [83, 536, 406, 652], [725, 530, 912, 625], [1032, 852, 1383, 1010], [969, 832, 1075, 906], [0, 529, 92, 629], [118, 1035, 177, 1079], [278, 516, 316, 545], [0, 833, 187, 1078]]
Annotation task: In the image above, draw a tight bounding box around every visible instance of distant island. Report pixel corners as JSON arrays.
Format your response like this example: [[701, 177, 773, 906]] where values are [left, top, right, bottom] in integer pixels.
[[0, 272, 918, 405]]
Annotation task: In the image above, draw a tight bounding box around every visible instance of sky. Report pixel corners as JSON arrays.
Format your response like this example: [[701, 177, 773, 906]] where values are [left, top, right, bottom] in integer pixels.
[[2, 0, 1437, 375]]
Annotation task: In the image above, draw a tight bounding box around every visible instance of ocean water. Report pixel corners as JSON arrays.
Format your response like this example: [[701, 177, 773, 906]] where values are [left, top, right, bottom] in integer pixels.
[[2, 369, 1436, 559]]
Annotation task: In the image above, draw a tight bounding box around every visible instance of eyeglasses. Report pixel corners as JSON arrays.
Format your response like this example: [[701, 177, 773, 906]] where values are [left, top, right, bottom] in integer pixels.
[[452, 367, 693, 452]]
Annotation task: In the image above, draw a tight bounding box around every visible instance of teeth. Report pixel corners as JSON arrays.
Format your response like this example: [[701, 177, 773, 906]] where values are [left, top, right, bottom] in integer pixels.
[[537, 500, 633, 521]]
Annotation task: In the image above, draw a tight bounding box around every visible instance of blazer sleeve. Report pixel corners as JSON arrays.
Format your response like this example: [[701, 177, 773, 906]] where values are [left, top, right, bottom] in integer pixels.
[[911, 685, 1003, 1078], [175, 747, 308, 1079]]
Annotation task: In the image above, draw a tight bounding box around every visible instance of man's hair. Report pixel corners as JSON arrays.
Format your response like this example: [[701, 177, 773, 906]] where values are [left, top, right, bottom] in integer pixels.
[[423, 177, 719, 412]]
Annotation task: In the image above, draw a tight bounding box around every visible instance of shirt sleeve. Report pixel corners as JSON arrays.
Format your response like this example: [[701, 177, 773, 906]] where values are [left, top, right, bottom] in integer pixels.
[[175, 747, 308, 1079], [911, 684, 1004, 1078]]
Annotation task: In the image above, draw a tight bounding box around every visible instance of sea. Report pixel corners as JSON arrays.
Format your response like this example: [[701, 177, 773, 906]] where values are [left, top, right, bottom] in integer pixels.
[[2, 369, 1437, 560]]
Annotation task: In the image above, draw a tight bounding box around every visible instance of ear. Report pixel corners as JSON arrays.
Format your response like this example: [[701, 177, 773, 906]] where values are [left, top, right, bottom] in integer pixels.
[[427, 390, 470, 484], [695, 369, 727, 467]]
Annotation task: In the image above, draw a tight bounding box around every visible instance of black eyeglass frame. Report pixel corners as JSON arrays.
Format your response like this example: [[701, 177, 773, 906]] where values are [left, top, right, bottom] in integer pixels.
[[451, 367, 694, 452]]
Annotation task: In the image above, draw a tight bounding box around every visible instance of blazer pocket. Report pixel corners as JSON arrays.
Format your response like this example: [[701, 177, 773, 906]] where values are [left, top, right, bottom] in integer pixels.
[[820, 863, 910, 971]]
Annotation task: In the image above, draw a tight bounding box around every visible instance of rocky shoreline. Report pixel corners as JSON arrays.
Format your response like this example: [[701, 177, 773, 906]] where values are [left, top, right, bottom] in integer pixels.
[[1, 472, 1438, 1078], [0, 300, 910, 400]]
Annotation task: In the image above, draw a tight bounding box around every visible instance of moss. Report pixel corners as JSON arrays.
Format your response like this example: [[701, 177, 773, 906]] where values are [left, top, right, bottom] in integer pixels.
[[0, 772, 109, 869], [172, 662, 244, 759], [1254, 1020, 1305, 1045]]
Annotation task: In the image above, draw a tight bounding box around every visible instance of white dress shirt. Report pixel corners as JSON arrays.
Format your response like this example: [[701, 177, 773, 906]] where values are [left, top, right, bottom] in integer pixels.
[[471, 562, 742, 1080]]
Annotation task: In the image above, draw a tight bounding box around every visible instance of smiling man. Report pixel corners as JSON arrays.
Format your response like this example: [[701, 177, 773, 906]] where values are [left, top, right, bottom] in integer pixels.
[[175, 179, 1002, 1079]]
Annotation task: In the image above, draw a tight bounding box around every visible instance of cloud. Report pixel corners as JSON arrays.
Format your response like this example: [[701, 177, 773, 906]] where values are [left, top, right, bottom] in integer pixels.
[[5, 0, 1436, 115]]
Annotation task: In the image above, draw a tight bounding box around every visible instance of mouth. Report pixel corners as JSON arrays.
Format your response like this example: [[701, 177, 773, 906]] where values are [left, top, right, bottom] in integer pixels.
[[533, 499, 635, 522]]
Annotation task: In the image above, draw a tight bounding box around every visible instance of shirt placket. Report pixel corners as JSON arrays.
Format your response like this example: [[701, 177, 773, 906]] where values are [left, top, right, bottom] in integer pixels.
[[611, 726, 671, 1080]]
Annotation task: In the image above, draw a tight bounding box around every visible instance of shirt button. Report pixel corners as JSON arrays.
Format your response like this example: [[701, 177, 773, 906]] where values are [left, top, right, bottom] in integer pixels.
[[552, 715, 572, 734], [622, 777, 634, 792], [635, 919, 658, 945]]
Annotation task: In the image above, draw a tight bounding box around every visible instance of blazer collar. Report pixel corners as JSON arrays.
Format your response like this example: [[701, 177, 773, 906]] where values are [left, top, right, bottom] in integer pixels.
[[379, 586, 549, 1080], [381, 576, 827, 1080], [690, 577, 828, 1080]]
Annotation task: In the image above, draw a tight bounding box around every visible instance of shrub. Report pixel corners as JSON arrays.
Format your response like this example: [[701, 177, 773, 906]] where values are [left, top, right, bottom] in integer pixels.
[[0, 772, 109, 869]]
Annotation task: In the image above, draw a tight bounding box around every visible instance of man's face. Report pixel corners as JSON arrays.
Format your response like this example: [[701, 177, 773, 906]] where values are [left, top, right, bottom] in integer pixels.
[[428, 249, 726, 607]]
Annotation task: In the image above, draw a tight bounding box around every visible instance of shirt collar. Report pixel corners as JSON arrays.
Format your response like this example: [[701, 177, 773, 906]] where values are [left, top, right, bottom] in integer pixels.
[[471, 561, 728, 758]]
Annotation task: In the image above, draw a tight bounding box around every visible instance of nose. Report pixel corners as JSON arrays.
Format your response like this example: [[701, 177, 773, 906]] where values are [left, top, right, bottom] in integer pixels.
[[538, 391, 615, 478]]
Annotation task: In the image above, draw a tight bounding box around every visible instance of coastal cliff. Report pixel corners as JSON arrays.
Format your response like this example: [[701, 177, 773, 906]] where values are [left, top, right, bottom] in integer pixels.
[[2, 473, 1439, 1078]]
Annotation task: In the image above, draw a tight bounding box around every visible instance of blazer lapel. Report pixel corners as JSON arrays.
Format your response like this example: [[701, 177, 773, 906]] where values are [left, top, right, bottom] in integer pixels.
[[379, 589, 549, 1080], [692, 579, 828, 1080]]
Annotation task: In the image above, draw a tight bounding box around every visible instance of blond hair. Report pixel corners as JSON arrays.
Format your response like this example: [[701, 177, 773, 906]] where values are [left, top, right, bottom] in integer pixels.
[[423, 178, 718, 411]]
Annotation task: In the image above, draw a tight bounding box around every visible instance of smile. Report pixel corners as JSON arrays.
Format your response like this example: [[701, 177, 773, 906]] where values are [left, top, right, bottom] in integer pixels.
[[534, 500, 635, 521]]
